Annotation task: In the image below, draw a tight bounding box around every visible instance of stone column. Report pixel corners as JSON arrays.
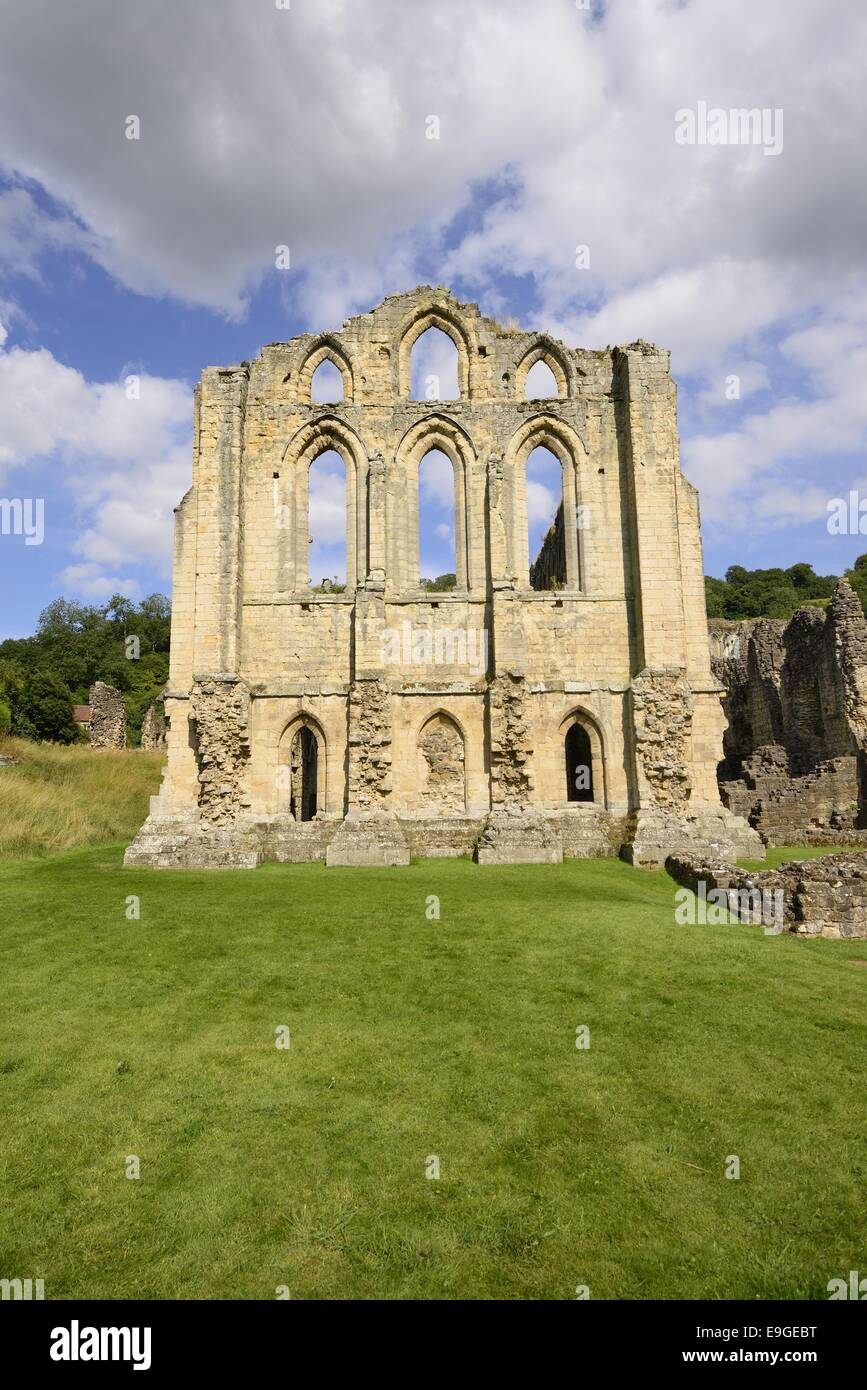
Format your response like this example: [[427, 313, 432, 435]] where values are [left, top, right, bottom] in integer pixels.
[[366, 450, 386, 587]]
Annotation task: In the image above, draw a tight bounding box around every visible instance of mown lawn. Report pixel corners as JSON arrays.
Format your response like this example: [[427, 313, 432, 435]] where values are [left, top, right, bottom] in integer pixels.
[[1, 844, 864, 1300]]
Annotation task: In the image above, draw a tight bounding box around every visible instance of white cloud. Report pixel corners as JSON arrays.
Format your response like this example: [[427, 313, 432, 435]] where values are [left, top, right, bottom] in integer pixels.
[[308, 452, 347, 551], [410, 328, 461, 402], [419, 450, 455, 507], [526, 479, 558, 528], [683, 294, 867, 528], [0, 332, 191, 594], [0, 0, 861, 347], [58, 562, 140, 601], [1, 0, 866, 569]]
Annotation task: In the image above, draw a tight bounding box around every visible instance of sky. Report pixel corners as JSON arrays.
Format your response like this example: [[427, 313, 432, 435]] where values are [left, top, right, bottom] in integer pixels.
[[1, 0, 866, 635]]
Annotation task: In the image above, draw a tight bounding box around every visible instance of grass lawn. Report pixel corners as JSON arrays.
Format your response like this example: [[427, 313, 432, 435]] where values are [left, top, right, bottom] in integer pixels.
[[738, 845, 845, 872], [1, 842, 865, 1300]]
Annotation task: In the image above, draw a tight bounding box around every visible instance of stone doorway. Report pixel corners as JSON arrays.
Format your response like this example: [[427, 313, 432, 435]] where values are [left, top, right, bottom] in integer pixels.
[[290, 726, 319, 821], [565, 722, 594, 803]]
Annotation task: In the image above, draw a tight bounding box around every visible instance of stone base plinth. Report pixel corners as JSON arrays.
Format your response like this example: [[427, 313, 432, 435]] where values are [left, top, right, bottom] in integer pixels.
[[123, 816, 261, 869], [325, 812, 410, 867], [547, 807, 627, 859], [475, 810, 563, 864], [620, 806, 765, 869]]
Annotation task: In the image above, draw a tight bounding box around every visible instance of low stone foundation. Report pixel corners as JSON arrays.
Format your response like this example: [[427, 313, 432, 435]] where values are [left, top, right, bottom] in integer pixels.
[[124, 803, 760, 871], [547, 807, 626, 859], [262, 817, 339, 863], [621, 806, 765, 869], [325, 812, 410, 867], [475, 810, 563, 864], [123, 816, 260, 870], [399, 816, 487, 858], [665, 851, 867, 938]]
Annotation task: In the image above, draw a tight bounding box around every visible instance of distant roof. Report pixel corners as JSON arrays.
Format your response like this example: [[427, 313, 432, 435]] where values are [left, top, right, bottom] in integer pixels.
[[74, 706, 92, 722]]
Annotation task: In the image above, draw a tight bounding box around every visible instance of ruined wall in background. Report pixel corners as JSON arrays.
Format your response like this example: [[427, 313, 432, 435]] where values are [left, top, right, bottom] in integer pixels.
[[710, 580, 867, 843], [141, 700, 167, 750], [528, 501, 566, 591], [89, 681, 126, 749]]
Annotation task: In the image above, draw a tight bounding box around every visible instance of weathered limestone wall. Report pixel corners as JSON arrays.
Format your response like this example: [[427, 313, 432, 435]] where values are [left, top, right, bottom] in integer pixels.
[[126, 286, 755, 869], [89, 681, 125, 749], [711, 581, 867, 843]]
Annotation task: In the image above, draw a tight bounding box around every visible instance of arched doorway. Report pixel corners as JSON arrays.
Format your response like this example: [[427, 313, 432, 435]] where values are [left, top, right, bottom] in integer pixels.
[[565, 722, 594, 803], [284, 724, 321, 821]]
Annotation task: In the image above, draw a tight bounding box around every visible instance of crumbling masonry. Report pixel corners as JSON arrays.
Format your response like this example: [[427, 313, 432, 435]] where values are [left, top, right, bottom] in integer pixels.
[[710, 579, 867, 845], [89, 681, 125, 750], [125, 287, 760, 869]]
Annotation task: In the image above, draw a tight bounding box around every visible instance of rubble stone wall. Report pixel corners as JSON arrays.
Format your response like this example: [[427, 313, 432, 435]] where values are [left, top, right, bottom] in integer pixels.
[[140, 701, 167, 750], [710, 581, 867, 843], [666, 850, 867, 939], [89, 681, 126, 750]]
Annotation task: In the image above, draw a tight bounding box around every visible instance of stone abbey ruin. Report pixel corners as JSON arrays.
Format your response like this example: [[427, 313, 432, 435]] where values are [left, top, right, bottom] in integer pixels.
[[710, 580, 867, 844], [125, 285, 767, 870]]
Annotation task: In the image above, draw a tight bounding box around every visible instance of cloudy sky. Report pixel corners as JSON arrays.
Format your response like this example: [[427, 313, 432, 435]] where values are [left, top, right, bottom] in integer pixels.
[[1, 0, 866, 633]]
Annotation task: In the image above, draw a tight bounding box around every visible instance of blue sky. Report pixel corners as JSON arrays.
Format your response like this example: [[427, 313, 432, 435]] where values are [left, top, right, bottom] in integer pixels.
[[1, 0, 866, 637]]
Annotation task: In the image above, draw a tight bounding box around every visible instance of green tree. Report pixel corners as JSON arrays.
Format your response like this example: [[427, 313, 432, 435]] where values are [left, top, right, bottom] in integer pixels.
[[705, 562, 844, 621], [844, 554, 867, 613], [16, 670, 79, 744]]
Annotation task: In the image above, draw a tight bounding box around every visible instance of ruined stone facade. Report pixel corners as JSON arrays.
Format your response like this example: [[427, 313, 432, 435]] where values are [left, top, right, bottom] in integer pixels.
[[710, 581, 867, 844], [140, 700, 167, 750], [125, 286, 759, 869], [89, 681, 125, 750]]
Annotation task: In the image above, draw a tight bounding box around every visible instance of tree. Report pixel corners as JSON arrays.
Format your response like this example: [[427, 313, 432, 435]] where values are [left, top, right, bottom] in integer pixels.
[[844, 554, 867, 613], [705, 562, 843, 621], [106, 593, 135, 639], [16, 670, 79, 744]]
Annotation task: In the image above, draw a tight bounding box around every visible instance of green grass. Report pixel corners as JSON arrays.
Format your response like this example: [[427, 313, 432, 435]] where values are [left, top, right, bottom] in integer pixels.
[[1, 844, 865, 1300], [738, 845, 845, 871], [0, 737, 163, 858]]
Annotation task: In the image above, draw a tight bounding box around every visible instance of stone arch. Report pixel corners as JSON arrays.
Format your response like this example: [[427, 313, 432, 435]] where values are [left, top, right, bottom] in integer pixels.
[[394, 415, 477, 590], [506, 415, 590, 592], [297, 337, 354, 403], [515, 338, 571, 400], [397, 306, 474, 400], [417, 709, 467, 813], [278, 713, 327, 820], [280, 416, 367, 590], [559, 707, 606, 808]]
